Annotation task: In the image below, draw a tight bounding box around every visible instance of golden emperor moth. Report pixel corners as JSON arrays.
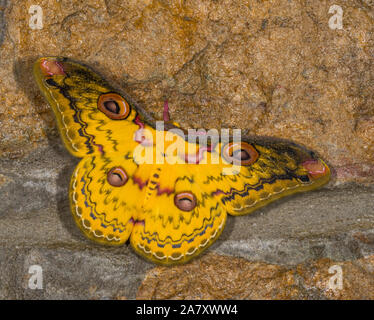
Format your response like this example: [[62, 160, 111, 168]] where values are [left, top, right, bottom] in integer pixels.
[[33, 57, 330, 265]]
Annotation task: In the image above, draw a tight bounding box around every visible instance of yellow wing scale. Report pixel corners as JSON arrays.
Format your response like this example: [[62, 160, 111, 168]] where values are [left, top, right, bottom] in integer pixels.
[[130, 164, 227, 264], [34, 56, 331, 266]]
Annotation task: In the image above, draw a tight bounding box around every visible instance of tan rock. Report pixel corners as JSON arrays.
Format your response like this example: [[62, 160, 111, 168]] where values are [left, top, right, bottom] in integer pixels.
[[0, 173, 11, 187], [0, 0, 373, 183], [136, 253, 374, 300]]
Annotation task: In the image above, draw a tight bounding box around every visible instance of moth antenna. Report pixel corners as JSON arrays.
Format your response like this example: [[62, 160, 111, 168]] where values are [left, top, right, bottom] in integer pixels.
[[163, 100, 170, 122]]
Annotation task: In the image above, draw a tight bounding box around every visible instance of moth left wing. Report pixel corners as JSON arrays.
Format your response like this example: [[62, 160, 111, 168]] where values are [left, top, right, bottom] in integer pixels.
[[33, 57, 142, 157]]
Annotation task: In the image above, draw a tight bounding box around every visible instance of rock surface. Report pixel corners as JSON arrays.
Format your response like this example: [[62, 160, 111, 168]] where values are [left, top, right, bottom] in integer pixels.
[[137, 253, 374, 300], [0, 0, 373, 299], [0, 0, 373, 182], [0, 146, 373, 299]]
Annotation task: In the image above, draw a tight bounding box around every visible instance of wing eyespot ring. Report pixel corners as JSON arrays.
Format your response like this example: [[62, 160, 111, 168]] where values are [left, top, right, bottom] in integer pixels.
[[107, 167, 128, 187], [98, 93, 131, 120], [222, 142, 259, 166], [174, 192, 197, 212]]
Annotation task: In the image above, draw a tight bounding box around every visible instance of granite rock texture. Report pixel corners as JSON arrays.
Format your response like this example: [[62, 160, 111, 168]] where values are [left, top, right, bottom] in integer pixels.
[[137, 253, 374, 300], [0, 0, 373, 300]]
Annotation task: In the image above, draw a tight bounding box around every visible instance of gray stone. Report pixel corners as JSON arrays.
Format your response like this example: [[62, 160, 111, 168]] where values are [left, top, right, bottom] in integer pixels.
[[0, 1, 7, 47], [0, 145, 373, 298]]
